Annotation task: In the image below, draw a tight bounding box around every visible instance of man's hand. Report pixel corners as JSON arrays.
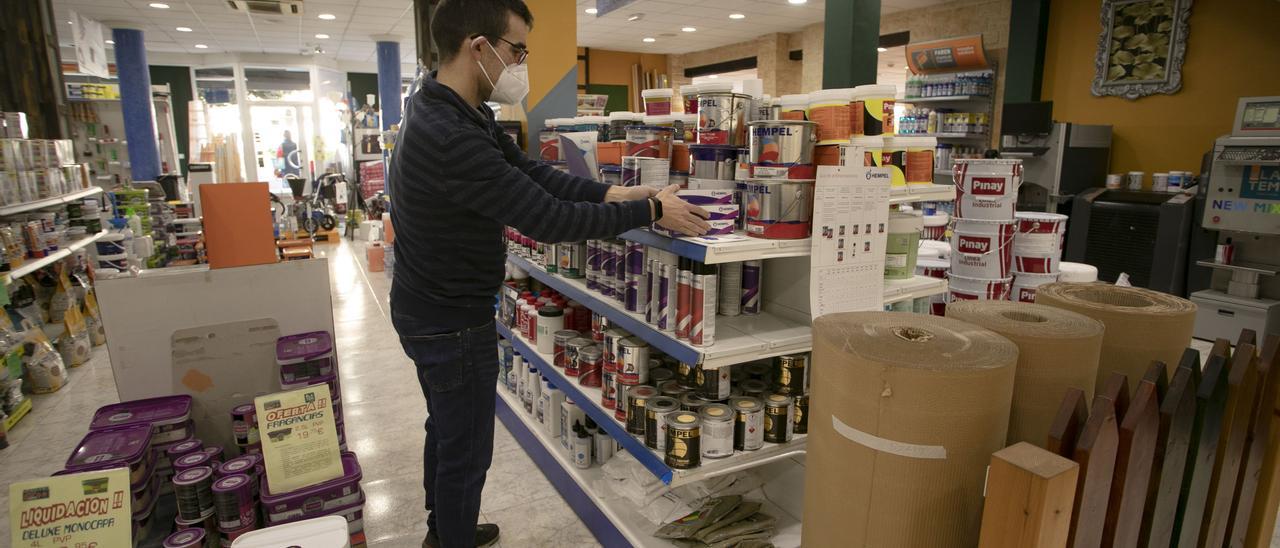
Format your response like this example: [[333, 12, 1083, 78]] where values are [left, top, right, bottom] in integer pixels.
[[606, 185, 660, 203], [654, 184, 711, 236]]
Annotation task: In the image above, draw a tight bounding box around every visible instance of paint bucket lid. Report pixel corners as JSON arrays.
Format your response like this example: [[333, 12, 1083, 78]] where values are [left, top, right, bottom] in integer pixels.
[[642, 88, 675, 99], [212, 473, 250, 493], [681, 84, 702, 95], [780, 94, 809, 108], [698, 82, 735, 94], [808, 88, 855, 105], [608, 111, 643, 122], [852, 84, 897, 98], [580, 115, 608, 124], [173, 465, 214, 486], [1058, 262, 1098, 283]]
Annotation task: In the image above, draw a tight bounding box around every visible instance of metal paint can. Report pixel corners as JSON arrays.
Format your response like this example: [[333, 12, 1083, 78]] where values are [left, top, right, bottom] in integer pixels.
[[659, 261, 677, 332], [625, 126, 675, 158], [764, 394, 794, 443], [602, 328, 627, 370], [576, 345, 603, 388], [688, 144, 743, 181], [558, 242, 586, 278], [644, 396, 681, 451], [664, 411, 702, 470], [700, 403, 735, 459], [564, 337, 594, 378], [680, 391, 709, 412], [601, 361, 618, 410], [745, 362, 771, 382], [741, 260, 762, 315], [600, 241, 617, 297], [649, 367, 675, 386], [794, 394, 809, 434], [586, 240, 600, 289], [543, 242, 558, 273], [698, 366, 731, 400], [626, 385, 658, 436], [659, 379, 690, 398], [553, 330, 581, 368], [717, 261, 742, 317], [747, 120, 819, 180], [742, 179, 815, 239], [229, 405, 257, 447], [591, 312, 608, 343], [677, 361, 698, 389], [645, 258, 658, 324], [618, 337, 651, 384], [697, 89, 752, 146], [211, 474, 256, 530], [731, 397, 765, 451], [739, 379, 770, 400], [774, 353, 810, 396], [173, 466, 216, 521]]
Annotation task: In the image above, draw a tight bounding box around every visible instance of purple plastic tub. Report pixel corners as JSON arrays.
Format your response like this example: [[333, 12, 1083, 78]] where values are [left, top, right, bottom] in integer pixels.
[[174, 450, 214, 473], [276, 331, 336, 385], [269, 488, 366, 536], [260, 452, 362, 523], [217, 455, 258, 479], [203, 446, 224, 466], [65, 424, 154, 485], [165, 439, 204, 467], [90, 395, 194, 445], [54, 450, 158, 517], [282, 371, 341, 401], [212, 473, 258, 530], [163, 528, 207, 548]]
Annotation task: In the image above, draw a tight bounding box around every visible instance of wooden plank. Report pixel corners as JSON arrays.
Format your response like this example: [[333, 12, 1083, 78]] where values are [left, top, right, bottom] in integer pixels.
[[1237, 329, 1258, 351], [1103, 380, 1160, 548], [1230, 335, 1280, 547], [1202, 342, 1260, 547], [979, 442, 1080, 548], [1143, 361, 1169, 402], [1101, 372, 1131, 421], [1212, 338, 1233, 360], [1050, 388, 1089, 459], [1070, 395, 1119, 548], [1172, 353, 1229, 547], [1245, 404, 1279, 548], [1139, 351, 1199, 548]]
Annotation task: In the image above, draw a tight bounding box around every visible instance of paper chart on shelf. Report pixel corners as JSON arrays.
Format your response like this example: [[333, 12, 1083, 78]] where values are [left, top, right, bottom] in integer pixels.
[[809, 166, 892, 320]]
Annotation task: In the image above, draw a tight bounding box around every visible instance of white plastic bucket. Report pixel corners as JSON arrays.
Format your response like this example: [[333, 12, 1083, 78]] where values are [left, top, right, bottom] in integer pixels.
[[919, 239, 951, 259], [885, 212, 923, 280], [642, 88, 675, 116], [922, 212, 949, 240], [916, 257, 950, 279], [948, 274, 1013, 302], [1013, 212, 1067, 254], [954, 159, 1022, 220], [1058, 262, 1099, 283], [951, 218, 1015, 278], [1013, 251, 1060, 275], [1011, 272, 1059, 303]]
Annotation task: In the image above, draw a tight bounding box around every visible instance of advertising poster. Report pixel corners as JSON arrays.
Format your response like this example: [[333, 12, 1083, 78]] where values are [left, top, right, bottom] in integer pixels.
[[9, 468, 132, 547], [255, 384, 343, 493], [905, 35, 988, 74], [71, 11, 109, 79], [809, 165, 891, 319]]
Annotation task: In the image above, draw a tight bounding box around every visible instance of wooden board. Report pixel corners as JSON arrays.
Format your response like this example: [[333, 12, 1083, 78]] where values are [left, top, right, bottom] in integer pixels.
[[1212, 338, 1233, 360], [1143, 361, 1169, 402], [1202, 342, 1260, 547], [1238, 329, 1258, 351], [1173, 353, 1230, 547], [1139, 353, 1198, 548], [1103, 380, 1160, 548], [1070, 395, 1119, 548], [979, 442, 1080, 548], [1101, 373, 1131, 421], [1230, 335, 1280, 546], [1050, 388, 1089, 459]]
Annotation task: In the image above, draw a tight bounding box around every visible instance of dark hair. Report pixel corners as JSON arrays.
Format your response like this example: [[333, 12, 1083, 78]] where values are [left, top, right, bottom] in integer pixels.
[[431, 0, 534, 62]]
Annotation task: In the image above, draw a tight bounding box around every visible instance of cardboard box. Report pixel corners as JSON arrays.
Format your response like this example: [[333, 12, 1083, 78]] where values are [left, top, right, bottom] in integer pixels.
[[200, 182, 279, 269]]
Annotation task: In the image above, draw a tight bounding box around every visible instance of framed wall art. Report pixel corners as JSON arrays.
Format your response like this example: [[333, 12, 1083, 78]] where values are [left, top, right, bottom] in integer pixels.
[[1092, 0, 1193, 100]]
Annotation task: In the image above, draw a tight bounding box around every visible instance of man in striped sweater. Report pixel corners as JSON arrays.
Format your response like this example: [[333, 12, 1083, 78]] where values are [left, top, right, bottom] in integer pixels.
[[388, 1, 709, 546]]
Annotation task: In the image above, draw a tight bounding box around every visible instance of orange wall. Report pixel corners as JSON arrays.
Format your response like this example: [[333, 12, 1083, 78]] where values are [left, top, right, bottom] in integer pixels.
[[578, 47, 669, 111], [1042, 0, 1280, 174], [526, 0, 578, 109]]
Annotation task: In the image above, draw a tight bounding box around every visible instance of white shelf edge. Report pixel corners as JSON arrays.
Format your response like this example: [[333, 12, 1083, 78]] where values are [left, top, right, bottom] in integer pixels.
[[0, 187, 105, 217], [898, 95, 992, 103], [883, 275, 949, 305], [888, 184, 957, 204], [4, 230, 109, 283]]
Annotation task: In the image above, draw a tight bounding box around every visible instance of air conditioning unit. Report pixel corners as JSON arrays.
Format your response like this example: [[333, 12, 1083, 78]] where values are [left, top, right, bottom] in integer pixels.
[[227, 0, 304, 16]]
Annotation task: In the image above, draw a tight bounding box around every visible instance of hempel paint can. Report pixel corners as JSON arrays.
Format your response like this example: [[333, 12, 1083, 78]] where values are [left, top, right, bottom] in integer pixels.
[[558, 242, 586, 278], [731, 396, 765, 451], [626, 385, 659, 436], [576, 345, 603, 388], [793, 394, 809, 434], [553, 330, 580, 368], [664, 411, 702, 470], [699, 366, 732, 401], [618, 337, 651, 384], [742, 179, 815, 240], [774, 353, 810, 396], [700, 403, 735, 459], [764, 394, 795, 444], [645, 396, 681, 451], [564, 337, 594, 378]]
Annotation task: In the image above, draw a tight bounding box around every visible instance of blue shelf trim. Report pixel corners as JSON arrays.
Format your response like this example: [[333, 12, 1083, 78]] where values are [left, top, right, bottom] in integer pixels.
[[497, 321, 675, 484], [619, 229, 708, 262], [508, 253, 701, 366]]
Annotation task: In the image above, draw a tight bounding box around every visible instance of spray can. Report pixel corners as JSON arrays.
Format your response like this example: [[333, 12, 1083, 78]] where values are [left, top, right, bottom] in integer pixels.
[[691, 262, 719, 347], [658, 256, 674, 331], [676, 258, 694, 339], [613, 240, 627, 303], [600, 241, 617, 297], [741, 260, 762, 315], [644, 258, 656, 323], [718, 261, 742, 316], [586, 240, 599, 290]]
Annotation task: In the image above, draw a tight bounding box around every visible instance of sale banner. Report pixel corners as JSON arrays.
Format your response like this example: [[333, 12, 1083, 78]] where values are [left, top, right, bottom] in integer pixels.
[[256, 384, 343, 493], [10, 467, 132, 548]]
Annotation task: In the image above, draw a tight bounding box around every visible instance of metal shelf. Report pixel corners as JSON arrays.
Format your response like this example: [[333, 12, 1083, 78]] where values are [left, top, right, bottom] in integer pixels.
[[889, 183, 957, 204], [508, 252, 812, 369], [620, 229, 812, 264], [898, 95, 992, 104], [497, 321, 808, 487], [900, 132, 989, 140], [4, 230, 110, 283], [0, 186, 104, 217], [883, 275, 949, 305]]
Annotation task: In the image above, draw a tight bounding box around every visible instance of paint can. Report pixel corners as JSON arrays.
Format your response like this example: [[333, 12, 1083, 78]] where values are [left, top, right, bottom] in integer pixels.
[[163, 529, 207, 548], [676, 361, 698, 389], [745, 361, 772, 381], [763, 394, 794, 444], [626, 385, 659, 436], [591, 311, 607, 342], [916, 257, 950, 279], [614, 377, 636, 422], [779, 94, 808, 120], [697, 83, 752, 146], [553, 330, 580, 368], [793, 394, 809, 434], [577, 345, 603, 388], [922, 212, 949, 240], [586, 240, 600, 290], [601, 361, 618, 410], [564, 337, 594, 378], [173, 466, 216, 521], [850, 135, 885, 168], [747, 120, 819, 180], [717, 261, 742, 317], [688, 144, 742, 181], [680, 391, 709, 412], [603, 328, 627, 369], [599, 240, 617, 297], [613, 241, 627, 304], [1011, 272, 1059, 303], [700, 403, 735, 459], [698, 366, 732, 400], [538, 128, 562, 162], [742, 179, 815, 239], [558, 242, 587, 278], [739, 379, 769, 400], [675, 258, 693, 340], [953, 159, 1022, 220], [625, 126, 675, 159], [167, 439, 204, 466], [852, 84, 896, 136], [951, 218, 1016, 278], [211, 473, 256, 530], [646, 258, 660, 325], [681, 84, 701, 114], [664, 411, 702, 469], [607, 111, 642, 142], [807, 88, 855, 144], [731, 396, 765, 451], [773, 353, 809, 396], [174, 451, 214, 474], [644, 396, 681, 451], [642, 88, 675, 116], [1058, 262, 1098, 283], [617, 337, 651, 384], [1013, 212, 1066, 274], [947, 273, 1014, 302], [660, 379, 691, 399]]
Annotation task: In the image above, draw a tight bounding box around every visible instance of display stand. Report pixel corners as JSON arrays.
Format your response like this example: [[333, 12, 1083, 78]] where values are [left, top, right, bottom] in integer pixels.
[[899, 35, 999, 183]]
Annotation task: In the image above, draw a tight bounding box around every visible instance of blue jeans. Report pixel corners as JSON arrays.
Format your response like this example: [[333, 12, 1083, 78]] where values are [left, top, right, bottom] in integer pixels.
[[393, 309, 499, 548]]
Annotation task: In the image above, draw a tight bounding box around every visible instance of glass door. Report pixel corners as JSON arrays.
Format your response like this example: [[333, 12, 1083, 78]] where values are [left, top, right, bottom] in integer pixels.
[[249, 105, 311, 194]]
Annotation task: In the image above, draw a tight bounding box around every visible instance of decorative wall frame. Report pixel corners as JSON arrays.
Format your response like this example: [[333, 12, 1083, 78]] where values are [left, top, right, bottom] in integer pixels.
[[1091, 0, 1193, 100]]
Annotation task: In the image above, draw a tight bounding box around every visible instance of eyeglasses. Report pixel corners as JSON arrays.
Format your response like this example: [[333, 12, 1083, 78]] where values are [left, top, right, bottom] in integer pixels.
[[490, 36, 529, 65]]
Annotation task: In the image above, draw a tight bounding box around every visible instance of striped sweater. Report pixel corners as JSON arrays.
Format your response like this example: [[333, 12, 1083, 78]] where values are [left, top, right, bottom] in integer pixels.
[[388, 72, 651, 329]]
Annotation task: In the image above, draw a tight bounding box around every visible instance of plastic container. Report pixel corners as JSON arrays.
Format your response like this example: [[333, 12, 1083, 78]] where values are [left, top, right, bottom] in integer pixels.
[[899, 136, 938, 186], [642, 88, 675, 116], [948, 274, 1013, 302], [580, 115, 609, 142], [880, 137, 908, 188], [779, 94, 809, 120], [807, 88, 855, 145], [91, 395, 194, 445], [1012, 272, 1059, 303], [1058, 262, 1098, 283], [260, 452, 363, 523], [919, 239, 952, 259], [96, 232, 127, 255], [916, 257, 950, 279], [643, 114, 676, 129], [676, 114, 699, 143], [885, 212, 923, 280], [697, 82, 752, 146], [625, 126, 675, 159], [954, 159, 1022, 220], [922, 212, 949, 240], [599, 165, 622, 186], [850, 135, 884, 168], [97, 251, 129, 271], [951, 218, 1015, 278], [607, 111, 642, 142], [852, 84, 896, 136], [680, 84, 702, 114], [229, 515, 351, 548], [276, 331, 337, 385], [537, 127, 562, 161], [1013, 211, 1068, 255]]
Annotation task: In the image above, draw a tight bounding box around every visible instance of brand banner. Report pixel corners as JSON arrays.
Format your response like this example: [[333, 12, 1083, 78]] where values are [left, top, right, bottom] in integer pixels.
[[10, 468, 132, 547], [906, 35, 989, 74]]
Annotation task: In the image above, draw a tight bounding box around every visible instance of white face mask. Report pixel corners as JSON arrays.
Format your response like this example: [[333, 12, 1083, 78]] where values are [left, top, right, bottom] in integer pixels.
[[478, 41, 529, 105]]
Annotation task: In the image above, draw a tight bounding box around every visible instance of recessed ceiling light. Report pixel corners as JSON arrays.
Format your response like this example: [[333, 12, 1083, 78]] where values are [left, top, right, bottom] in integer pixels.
[[315, 33, 330, 39], [585, 8, 598, 14], [148, 2, 170, 8], [642, 37, 656, 43], [877, 47, 888, 52], [728, 13, 746, 19], [318, 13, 336, 20], [708, 75, 719, 79], [105, 40, 114, 45], [176, 26, 192, 32], [788, 0, 808, 4], [194, 44, 208, 49], [627, 13, 643, 21], [682, 27, 696, 32], [67, 20, 74, 24]]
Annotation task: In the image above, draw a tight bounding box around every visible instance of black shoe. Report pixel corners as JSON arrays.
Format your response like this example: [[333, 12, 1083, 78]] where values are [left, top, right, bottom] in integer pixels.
[[422, 524, 501, 548]]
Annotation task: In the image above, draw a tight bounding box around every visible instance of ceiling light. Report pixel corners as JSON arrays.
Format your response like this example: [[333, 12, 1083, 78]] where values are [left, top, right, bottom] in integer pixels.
[[627, 13, 643, 21], [708, 75, 719, 78], [729, 13, 746, 19], [315, 33, 330, 39], [67, 20, 74, 24], [148, 2, 170, 8], [176, 26, 192, 32], [877, 47, 888, 52], [318, 13, 336, 20], [681, 27, 696, 32], [194, 44, 208, 49], [788, 0, 808, 4], [642, 37, 656, 43], [585, 8, 598, 14], [105, 40, 114, 45]]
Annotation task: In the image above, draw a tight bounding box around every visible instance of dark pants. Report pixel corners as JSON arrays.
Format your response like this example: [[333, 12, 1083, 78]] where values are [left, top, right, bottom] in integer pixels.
[[393, 310, 499, 548]]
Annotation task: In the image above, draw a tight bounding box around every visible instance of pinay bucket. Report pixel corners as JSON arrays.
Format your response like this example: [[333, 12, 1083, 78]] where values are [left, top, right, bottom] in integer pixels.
[[948, 274, 1013, 302], [954, 159, 1022, 220], [951, 218, 1015, 278], [747, 120, 818, 180], [1013, 211, 1067, 274], [1011, 272, 1059, 303]]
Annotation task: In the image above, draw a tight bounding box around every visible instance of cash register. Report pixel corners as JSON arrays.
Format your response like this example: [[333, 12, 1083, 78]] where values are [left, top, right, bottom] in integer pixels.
[[1192, 96, 1280, 340]]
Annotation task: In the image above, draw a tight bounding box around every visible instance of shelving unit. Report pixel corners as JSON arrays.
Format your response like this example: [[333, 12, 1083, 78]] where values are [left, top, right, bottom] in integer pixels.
[[4, 230, 110, 283], [497, 321, 808, 487], [619, 230, 812, 265], [889, 183, 957, 204], [883, 275, 949, 305], [898, 95, 990, 104], [0, 187, 104, 217], [901, 132, 989, 140]]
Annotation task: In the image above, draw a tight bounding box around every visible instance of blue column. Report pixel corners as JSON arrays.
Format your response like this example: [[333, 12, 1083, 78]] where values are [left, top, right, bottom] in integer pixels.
[[111, 28, 161, 181], [376, 40, 402, 131]]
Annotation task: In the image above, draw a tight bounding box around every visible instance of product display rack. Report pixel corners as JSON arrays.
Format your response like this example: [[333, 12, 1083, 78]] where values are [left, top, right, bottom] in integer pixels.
[[3, 230, 109, 284], [0, 186, 104, 217], [897, 95, 990, 104]]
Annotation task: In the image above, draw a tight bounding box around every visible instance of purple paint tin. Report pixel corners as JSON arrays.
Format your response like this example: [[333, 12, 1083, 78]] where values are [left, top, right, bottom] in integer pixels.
[[220, 522, 257, 545], [174, 450, 214, 473], [212, 473, 258, 530], [65, 424, 154, 485], [163, 528, 206, 548], [230, 403, 260, 446], [202, 446, 224, 466], [174, 511, 217, 534], [173, 466, 216, 521], [261, 452, 363, 523], [90, 395, 194, 445], [276, 331, 337, 385], [55, 451, 159, 518], [165, 439, 203, 466], [216, 455, 258, 479], [268, 487, 366, 536]]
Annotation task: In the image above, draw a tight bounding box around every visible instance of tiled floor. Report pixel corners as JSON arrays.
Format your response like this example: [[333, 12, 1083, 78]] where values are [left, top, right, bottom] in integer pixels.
[[0, 238, 598, 547]]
